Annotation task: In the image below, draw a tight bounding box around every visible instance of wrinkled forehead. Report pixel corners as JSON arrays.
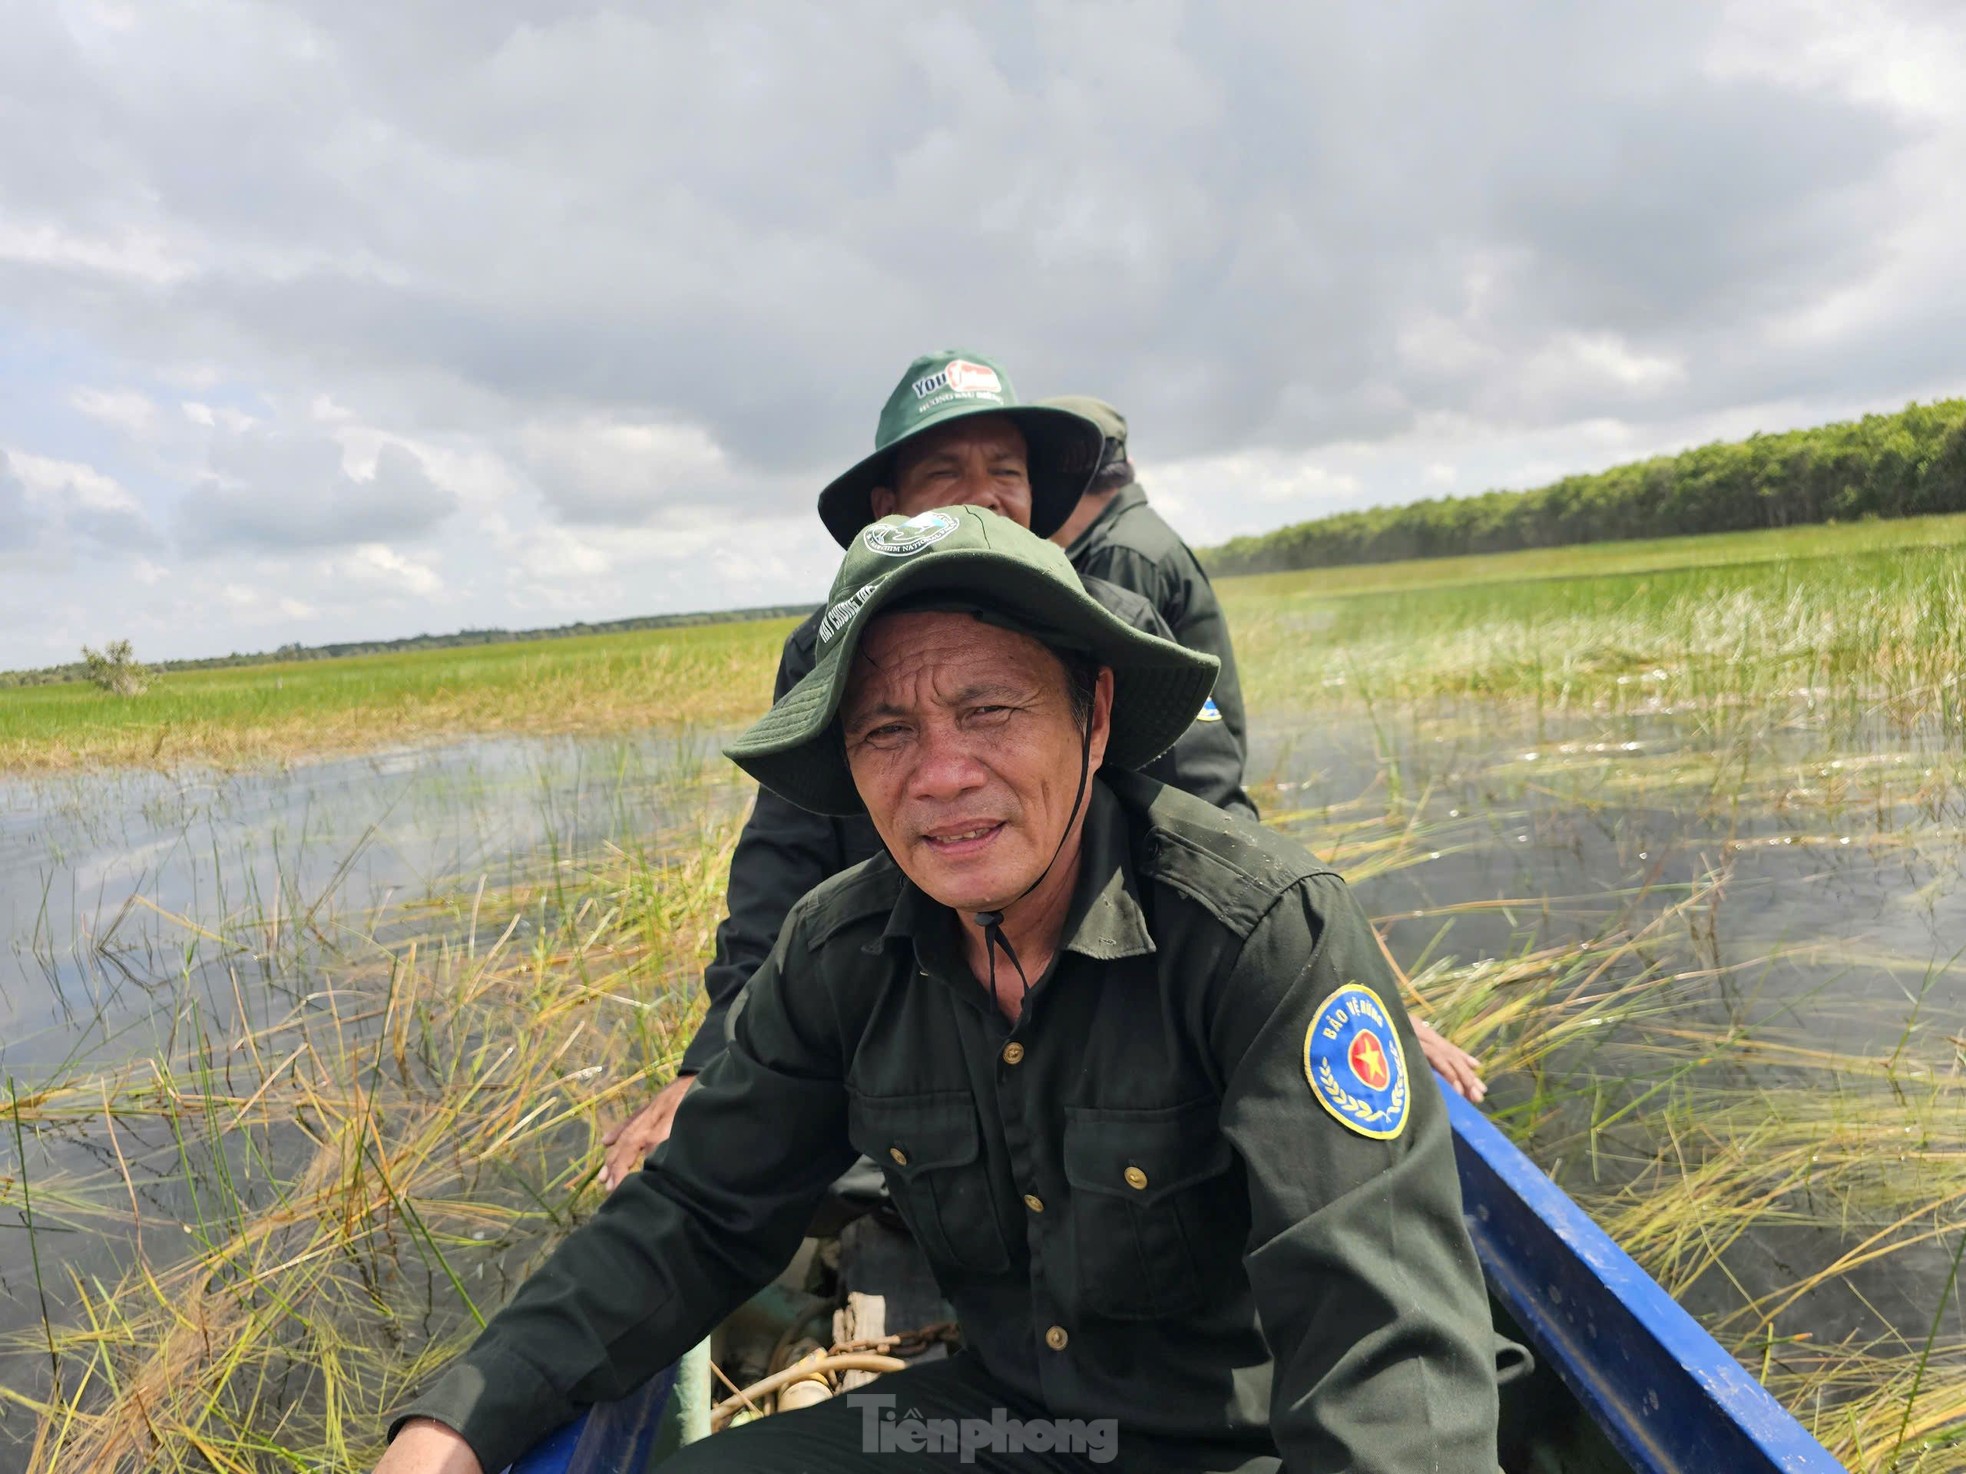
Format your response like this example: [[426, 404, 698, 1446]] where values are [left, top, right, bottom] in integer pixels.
[[843, 608, 1068, 717], [891, 413, 1029, 475]]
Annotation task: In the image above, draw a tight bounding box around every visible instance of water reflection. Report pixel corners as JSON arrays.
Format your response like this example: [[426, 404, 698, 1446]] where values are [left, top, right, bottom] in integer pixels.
[[0, 731, 737, 1073]]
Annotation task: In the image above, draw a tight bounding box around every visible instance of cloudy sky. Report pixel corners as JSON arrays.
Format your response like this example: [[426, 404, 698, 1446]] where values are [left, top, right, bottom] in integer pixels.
[[3, 1, 1963, 669]]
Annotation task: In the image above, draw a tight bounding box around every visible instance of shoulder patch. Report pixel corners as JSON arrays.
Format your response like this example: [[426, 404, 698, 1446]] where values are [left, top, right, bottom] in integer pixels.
[[1195, 696, 1222, 723], [1305, 983, 1409, 1140]]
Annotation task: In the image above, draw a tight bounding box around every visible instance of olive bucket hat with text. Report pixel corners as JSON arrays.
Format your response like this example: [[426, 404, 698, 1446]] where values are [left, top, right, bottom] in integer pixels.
[[815, 351, 1105, 548], [725, 506, 1219, 816]]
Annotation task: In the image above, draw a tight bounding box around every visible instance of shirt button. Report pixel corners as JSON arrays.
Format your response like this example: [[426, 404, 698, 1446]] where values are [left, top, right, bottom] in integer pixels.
[[1124, 1166, 1149, 1191], [1001, 1042, 1025, 1065], [889, 1146, 909, 1166], [1023, 1193, 1045, 1214], [1044, 1325, 1069, 1351]]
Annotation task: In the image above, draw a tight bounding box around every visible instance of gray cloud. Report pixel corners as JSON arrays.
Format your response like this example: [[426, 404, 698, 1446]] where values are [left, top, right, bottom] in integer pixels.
[[1, 0, 1961, 579], [177, 434, 456, 550]]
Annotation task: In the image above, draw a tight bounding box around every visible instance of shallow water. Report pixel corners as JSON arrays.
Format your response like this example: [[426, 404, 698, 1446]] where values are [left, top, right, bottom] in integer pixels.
[[0, 730, 732, 1073], [1251, 708, 1966, 1040], [2, 709, 1961, 1465], [0, 729, 748, 1468], [1252, 706, 1966, 1358]]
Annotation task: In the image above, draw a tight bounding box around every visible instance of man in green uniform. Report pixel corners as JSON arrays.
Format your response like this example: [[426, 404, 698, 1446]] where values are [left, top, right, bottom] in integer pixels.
[[1040, 394, 1487, 1105], [599, 352, 1254, 1187], [378, 507, 1502, 1474], [1041, 395, 1251, 771]]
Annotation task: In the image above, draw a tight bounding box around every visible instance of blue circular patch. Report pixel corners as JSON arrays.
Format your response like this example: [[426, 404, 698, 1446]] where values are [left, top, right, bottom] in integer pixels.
[[1304, 983, 1410, 1140]]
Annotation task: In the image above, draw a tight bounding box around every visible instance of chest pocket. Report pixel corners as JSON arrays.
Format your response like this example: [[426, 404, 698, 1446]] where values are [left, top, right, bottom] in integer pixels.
[[1063, 1098, 1240, 1321], [848, 1090, 1011, 1277]]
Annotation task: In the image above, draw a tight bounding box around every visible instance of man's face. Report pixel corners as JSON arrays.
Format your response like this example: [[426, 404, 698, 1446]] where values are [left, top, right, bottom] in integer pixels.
[[870, 415, 1033, 527], [843, 611, 1113, 915]]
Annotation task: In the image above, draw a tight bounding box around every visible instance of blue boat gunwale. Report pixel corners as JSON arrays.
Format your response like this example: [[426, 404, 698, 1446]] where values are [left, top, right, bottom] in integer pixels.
[[1444, 1087, 1842, 1474], [501, 1081, 1848, 1473]]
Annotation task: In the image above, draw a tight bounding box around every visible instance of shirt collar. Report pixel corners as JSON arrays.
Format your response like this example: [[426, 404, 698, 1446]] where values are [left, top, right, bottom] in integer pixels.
[[880, 778, 1156, 964], [1064, 482, 1148, 560]]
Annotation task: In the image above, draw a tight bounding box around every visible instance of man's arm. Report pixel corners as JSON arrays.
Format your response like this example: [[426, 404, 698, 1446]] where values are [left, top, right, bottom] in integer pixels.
[[390, 921, 859, 1473], [1208, 873, 1499, 1473]]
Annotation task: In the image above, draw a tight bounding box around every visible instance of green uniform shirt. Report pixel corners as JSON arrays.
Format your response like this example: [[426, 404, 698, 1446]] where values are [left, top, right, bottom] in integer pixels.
[[400, 775, 1500, 1473], [1066, 483, 1252, 807], [679, 573, 1250, 1074]]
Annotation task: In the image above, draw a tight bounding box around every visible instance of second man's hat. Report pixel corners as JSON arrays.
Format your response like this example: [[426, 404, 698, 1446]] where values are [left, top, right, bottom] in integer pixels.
[[816, 351, 1104, 548]]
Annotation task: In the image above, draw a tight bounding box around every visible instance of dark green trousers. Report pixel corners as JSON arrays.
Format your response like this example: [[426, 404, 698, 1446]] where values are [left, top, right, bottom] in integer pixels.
[[660, 1353, 1278, 1473]]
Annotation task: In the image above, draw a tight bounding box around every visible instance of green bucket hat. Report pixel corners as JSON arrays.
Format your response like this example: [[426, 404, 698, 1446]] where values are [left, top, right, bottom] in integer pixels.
[[1039, 395, 1128, 474], [816, 351, 1105, 549], [726, 506, 1219, 816]]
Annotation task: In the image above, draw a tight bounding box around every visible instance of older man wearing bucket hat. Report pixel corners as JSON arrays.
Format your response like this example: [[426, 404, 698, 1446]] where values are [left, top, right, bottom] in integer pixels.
[[381, 507, 1501, 1474], [600, 351, 1255, 1189]]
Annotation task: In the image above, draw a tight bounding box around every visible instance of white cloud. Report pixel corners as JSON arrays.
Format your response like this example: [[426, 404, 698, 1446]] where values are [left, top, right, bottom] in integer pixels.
[[1151, 454, 1364, 541], [0, 222, 191, 286], [1523, 332, 1687, 397], [6, 451, 143, 514], [519, 416, 737, 525], [333, 544, 444, 599], [1396, 314, 1503, 378], [69, 387, 160, 437], [179, 401, 258, 432]]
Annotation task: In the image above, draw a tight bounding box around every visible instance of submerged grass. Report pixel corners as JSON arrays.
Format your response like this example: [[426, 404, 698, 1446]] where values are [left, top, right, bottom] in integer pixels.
[[6, 795, 1961, 1470], [7, 515, 1966, 1468], [1, 808, 740, 1472]]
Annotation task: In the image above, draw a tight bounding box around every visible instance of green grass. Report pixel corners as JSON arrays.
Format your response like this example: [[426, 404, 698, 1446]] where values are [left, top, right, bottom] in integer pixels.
[[5, 510, 1963, 777], [1222, 512, 1966, 734], [0, 618, 800, 773]]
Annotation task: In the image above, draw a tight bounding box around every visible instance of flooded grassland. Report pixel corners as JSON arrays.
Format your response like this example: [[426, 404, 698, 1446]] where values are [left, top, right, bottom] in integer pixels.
[[4, 517, 1965, 1470]]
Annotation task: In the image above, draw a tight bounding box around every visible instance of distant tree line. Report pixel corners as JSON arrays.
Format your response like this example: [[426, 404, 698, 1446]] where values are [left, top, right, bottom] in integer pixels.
[[1203, 399, 1966, 577], [0, 603, 818, 689]]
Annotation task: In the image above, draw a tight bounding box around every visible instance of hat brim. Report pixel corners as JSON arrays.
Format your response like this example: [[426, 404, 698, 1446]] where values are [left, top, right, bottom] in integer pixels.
[[725, 549, 1218, 816], [816, 404, 1103, 548]]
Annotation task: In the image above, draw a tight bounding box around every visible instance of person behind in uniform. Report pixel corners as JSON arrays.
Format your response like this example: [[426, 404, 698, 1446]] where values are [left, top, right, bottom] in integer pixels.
[[1041, 394, 1252, 765], [376, 506, 1502, 1474], [1041, 394, 1486, 1104], [598, 351, 1257, 1188]]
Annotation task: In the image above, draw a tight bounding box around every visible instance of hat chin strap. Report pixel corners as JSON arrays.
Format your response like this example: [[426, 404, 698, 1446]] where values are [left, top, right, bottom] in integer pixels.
[[971, 716, 1094, 1017]]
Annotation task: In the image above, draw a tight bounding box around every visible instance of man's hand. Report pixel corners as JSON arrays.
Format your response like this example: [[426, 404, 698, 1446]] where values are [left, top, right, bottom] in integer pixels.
[[1413, 1019, 1485, 1103], [372, 1418, 481, 1474], [598, 1074, 698, 1191]]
